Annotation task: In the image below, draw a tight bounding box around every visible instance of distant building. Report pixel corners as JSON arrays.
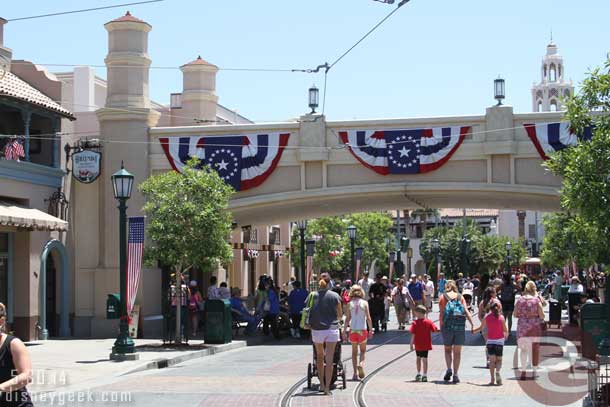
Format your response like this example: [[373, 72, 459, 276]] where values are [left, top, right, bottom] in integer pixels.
[[531, 41, 574, 112]]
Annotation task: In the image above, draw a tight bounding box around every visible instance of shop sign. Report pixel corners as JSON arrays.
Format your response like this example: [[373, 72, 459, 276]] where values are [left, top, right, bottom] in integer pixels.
[[72, 150, 101, 184]]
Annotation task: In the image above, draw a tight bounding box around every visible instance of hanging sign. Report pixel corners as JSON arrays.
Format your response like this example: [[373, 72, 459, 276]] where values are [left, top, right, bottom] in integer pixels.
[[72, 149, 102, 183]]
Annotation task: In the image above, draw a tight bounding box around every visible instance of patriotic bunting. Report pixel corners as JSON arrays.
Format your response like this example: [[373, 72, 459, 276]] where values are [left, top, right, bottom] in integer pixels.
[[3, 138, 25, 161], [524, 122, 593, 160], [338, 126, 470, 175], [159, 133, 290, 191]]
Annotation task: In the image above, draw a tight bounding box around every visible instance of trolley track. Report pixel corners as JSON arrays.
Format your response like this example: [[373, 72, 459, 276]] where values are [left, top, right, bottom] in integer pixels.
[[353, 329, 443, 407], [279, 315, 441, 407], [279, 333, 404, 407]]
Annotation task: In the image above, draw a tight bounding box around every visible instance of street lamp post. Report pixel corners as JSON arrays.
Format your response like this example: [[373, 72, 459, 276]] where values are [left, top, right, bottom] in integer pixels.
[[110, 163, 136, 358], [347, 225, 357, 281], [432, 238, 440, 299], [296, 220, 307, 284], [505, 241, 512, 276]]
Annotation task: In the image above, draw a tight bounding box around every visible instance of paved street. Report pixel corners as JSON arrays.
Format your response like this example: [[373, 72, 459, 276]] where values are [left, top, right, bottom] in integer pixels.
[[31, 306, 586, 407]]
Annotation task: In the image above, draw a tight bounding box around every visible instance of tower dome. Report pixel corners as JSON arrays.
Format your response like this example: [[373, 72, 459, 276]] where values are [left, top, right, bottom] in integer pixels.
[[531, 41, 573, 112]]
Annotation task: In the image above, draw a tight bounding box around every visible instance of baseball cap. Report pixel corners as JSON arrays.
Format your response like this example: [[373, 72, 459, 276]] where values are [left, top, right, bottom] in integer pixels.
[[415, 305, 427, 314], [189, 280, 198, 287]]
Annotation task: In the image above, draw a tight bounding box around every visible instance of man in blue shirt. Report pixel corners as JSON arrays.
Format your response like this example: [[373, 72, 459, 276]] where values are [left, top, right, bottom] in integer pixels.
[[407, 274, 426, 320], [287, 281, 309, 338]]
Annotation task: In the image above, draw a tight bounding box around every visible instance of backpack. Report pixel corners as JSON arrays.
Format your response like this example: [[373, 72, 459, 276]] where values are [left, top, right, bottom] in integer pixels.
[[501, 285, 515, 304], [443, 293, 466, 331]]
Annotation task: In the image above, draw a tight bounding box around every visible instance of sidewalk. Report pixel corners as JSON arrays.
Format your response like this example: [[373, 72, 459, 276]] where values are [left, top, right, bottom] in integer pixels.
[[25, 338, 246, 395]]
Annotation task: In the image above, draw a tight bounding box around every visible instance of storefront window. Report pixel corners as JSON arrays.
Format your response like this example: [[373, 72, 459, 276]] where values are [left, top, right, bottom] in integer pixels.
[[0, 233, 8, 307]]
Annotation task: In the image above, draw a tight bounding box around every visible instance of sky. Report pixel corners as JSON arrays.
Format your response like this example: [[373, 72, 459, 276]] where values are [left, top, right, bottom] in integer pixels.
[[3, 0, 609, 122]]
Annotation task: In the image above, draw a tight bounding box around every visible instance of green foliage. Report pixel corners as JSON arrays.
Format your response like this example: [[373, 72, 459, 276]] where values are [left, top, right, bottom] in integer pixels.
[[139, 158, 234, 275], [543, 57, 610, 265], [420, 220, 525, 278], [541, 212, 605, 268], [291, 212, 394, 277]]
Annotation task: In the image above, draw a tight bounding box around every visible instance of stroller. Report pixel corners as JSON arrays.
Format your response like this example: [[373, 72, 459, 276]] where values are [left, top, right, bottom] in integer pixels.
[[462, 289, 474, 313], [307, 341, 347, 390]]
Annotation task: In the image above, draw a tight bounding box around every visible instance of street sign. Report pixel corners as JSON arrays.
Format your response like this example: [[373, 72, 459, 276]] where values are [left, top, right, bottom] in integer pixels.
[[72, 149, 102, 183]]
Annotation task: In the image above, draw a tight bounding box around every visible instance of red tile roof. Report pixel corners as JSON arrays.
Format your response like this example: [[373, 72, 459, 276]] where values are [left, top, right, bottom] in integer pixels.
[[0, 71, 75, 119], [182, 56, 218, 68], [110, 11, 146, 23]]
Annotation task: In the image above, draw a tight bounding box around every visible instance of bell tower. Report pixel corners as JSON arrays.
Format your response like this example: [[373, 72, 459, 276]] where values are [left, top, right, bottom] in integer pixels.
[[531, 40, 574, 112]]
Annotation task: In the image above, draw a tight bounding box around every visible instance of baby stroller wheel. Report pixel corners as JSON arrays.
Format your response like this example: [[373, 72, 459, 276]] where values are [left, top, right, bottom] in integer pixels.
[[307, 363, 313, 390]]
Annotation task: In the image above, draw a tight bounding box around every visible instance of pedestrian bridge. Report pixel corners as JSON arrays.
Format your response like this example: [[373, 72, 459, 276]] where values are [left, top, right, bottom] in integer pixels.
[[149, 105, 563, 224]]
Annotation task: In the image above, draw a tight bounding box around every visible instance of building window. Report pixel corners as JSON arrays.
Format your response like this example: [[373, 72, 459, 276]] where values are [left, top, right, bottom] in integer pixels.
[[536, 90, 543, 99], [549, 88, 558, 98], [528, 224, 537, 239], [549, 64, 556, 81], [269, 227, 280, 245], [544, 65, 547, 78], [537, 101, 543, 112], [242, 226, 252, 243], [170, 93, 182, 109], [564, 89, 570, 98], [558, 64, 562, 78], [550, 100, 558, 111]]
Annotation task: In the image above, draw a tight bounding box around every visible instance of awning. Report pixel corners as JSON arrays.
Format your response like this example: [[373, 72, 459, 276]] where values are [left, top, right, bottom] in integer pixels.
[[0, 201, 68, 231]]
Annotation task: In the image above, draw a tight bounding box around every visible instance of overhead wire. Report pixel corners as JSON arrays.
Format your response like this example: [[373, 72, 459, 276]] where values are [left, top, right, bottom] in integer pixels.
[[0, 122, 572, 150], [8, 0, 165, 22]]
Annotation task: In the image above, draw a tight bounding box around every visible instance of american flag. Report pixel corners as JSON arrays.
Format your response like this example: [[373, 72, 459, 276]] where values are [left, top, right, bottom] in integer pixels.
[[127, 217, 145, 315], [3, 138, 25, 161]]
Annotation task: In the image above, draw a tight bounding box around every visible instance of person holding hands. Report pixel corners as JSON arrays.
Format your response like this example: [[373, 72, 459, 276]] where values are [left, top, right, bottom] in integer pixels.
[[473, 302, 509, 385]]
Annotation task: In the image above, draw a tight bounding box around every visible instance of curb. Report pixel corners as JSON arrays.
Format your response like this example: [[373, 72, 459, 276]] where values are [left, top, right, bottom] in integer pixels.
[[122, 340, 247, 376]]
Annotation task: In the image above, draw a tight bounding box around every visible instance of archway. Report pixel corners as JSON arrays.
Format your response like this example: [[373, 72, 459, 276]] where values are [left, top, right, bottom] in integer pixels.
[[39, 239, 70, 339]]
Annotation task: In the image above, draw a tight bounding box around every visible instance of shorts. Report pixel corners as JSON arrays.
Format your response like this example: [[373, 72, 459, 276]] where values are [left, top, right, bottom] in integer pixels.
[[349, 330, 368, 344], [416, 350, 429, 358], [442, 329, 465, 346], [487, 344, 504, 357], [311, 329, 340, 344]]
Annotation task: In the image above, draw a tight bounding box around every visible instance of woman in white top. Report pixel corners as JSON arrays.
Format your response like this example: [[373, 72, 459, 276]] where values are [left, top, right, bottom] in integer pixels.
[[568, 276, 584, 294], [343, 285, 373, 381]]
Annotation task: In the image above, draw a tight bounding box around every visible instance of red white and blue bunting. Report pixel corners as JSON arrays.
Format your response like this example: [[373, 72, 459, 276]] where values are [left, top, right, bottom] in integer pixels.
[[159, 133, 290, 191], [338, 126, 470, 175], [524, 122, 593, 160]]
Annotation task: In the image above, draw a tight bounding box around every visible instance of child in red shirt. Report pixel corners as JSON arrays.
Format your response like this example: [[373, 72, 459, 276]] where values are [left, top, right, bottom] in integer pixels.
[[410, 305, 439, 382]]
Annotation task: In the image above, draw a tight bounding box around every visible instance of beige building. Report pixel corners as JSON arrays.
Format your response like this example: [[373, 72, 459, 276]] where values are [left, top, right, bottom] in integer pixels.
[[0, 12, 570, 341], [0, 18, 76, 340]]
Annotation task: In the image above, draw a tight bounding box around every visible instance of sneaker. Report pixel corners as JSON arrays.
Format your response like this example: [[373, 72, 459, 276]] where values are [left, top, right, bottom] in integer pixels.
[[422, 375, 428, 382], [415, 374, 422, 382], [443, 369, 453, 382], [452, 375, 460, 384], [358, 365, 365, 379], [495, 372, 502, 385]]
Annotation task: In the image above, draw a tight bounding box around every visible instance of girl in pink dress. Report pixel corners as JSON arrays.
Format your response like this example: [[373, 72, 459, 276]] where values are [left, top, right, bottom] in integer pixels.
[[515, 281, 545, 380]]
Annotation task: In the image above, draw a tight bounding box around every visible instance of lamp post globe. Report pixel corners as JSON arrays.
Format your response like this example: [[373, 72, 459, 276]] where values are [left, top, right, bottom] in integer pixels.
[[110, 162, 136, 358], [494, 76, 505, 106], [308, 84, 319, 114]]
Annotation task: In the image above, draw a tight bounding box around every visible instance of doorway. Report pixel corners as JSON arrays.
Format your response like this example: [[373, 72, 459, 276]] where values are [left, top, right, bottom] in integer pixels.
[[248, 259, 256, 295], [45, 255, 57, 337]]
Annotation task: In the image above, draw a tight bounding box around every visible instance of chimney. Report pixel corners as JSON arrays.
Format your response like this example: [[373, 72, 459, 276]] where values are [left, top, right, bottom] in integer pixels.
[[0, 17, 13, 70], [179, 56, 219, 125]]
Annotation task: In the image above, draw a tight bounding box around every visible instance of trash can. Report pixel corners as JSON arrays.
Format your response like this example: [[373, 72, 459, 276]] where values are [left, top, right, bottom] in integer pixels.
[[548, 299, 562, 329], [567, 293, 581, 325], [204, 299, 232, 344], [580, 303, 608, 360]]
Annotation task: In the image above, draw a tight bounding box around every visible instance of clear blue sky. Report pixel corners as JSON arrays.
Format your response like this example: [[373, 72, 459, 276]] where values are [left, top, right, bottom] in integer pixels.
[[3, 0, 609, 122]]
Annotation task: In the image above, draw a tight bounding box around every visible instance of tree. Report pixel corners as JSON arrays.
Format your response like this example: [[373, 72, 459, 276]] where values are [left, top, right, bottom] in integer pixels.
[[544, 57, 610, 265], [420, 220, 525, 279], [541, 212, 605, 269], [140, 158, 234, 342], [291, 212, 394, 279]]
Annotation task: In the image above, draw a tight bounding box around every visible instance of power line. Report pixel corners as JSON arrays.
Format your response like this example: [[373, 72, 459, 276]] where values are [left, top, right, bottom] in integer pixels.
[[9, 60, 310, 73], [328, 0, 411, 70], [8, 0, 165, 22]]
